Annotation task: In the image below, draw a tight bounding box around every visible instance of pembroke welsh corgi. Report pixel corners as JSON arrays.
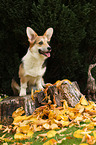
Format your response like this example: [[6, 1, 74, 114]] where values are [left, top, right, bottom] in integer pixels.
[[12, 27, 53, 96]]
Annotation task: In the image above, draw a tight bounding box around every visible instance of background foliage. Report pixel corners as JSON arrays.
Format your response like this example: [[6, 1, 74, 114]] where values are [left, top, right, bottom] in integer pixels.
[[0, 0, 96, 95]]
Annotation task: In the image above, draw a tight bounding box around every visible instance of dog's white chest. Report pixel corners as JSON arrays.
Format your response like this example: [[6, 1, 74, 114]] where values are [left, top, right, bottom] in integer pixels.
[[22, 50, 46, 77]]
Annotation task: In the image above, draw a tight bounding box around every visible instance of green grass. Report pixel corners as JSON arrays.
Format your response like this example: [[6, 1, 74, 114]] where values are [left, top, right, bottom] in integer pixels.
[[0, 126, 83, 145], [0, 125, 96, 145]]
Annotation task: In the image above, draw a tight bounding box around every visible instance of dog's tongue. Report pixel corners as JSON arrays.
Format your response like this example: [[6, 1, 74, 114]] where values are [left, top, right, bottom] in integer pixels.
[[45, 52, 50, 57]]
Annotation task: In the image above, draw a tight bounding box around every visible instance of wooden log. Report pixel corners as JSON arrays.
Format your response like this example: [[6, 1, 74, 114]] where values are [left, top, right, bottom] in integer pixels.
[[0, 95, 35, 125], [34, 80, 83, 107], [0, 79, 83, 125]]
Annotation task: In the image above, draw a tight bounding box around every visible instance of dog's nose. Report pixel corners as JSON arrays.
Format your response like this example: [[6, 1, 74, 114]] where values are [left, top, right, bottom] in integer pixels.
[[47, 47, 51, 51]]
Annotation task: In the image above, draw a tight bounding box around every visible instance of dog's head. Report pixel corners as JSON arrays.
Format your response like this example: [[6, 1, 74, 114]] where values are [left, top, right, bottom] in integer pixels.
[[26, 27, 53, 58]]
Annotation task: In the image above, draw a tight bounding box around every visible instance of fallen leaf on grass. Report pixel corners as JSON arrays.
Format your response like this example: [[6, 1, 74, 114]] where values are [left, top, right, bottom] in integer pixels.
[[57, 137, 66, 144], [13, 115, 27, 124], [0, 124, 2, 129], [43, 139, 57, 145], [56, 128, 67, 134], [47, 130, 57, 138], [50, 123, 59, 130], [3, 143, 8, 145], [0, 135, 14, 143], [43, 123, 50, 129], [38, 133, 47, 137], [16, 125, 30, 134], [93, 131, 96, 139], [3, 126, 12, 133], [1, 79, 96, 144], [41, 136, 47, 142], [24, 142, 33, 145], [87, 134, 95, 144], [27, 131, 34, 138], [14, 133, 28, 140], [73, 130, 84, 138]]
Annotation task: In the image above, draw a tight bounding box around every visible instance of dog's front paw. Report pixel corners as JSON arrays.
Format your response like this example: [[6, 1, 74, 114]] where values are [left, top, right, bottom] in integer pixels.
[[19, 89, 26, 96]]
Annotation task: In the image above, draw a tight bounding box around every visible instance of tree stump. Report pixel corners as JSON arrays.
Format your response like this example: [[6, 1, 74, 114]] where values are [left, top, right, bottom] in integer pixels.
[[0, 79, 83, 125], [0, 95, 35, 125]]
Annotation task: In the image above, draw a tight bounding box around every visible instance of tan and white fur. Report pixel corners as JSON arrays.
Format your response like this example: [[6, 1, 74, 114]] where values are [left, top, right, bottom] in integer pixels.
[[18, 27, 53, 96]]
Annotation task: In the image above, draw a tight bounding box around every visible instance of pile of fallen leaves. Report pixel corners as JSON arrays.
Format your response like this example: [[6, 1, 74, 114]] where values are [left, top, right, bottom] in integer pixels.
[[0, 95, 96, 145]]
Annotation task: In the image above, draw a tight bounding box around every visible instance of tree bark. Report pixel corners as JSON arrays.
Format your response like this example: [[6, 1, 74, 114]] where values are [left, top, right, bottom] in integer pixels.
[[0, 80, 83, 125]]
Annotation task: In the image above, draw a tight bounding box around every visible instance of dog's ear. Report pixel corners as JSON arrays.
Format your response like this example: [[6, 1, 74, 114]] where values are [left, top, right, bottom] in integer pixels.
[[26, 27, 37, 43], [44, 28, 53, 41]]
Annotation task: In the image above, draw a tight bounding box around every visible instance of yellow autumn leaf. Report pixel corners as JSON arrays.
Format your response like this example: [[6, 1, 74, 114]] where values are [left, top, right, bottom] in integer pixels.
[[50, 123, 59, 130], [29, 117, 38, 122], [84, 119, 91, 123], [56, 115, 68, 121], [69, 112, 75, 119], [16, 127, 21, 133], [34, 125, 43, 131], [63, 100, 68, 109], [92, 117, 96, 122], [73, 130, 84, 138], [19, 120, 30, 126], [0, 125, 2, 129], [34, 89, 41, 93], [3, 143, 8, 145], [43, 123, 50, 129], [87, 122, 94, 130], [93, 131, 96, 139], [60, 120, 69, 127], [47, 130, 57, 138], [55, 80, 62, 87], [18, 125, 30, 134], [12, 107, 25, 118], [14, 133, 27, 140], [27, 131, 34, 138], [13, 115, 27, 124], [85, 104, 93, 110], [56, 114, 61, 121], [48, 110, 55, 120], [88, 100, 95, 106], [36, 119, 47, 125], [55, 79, 72, 88], [74, 116, 83, 122], [87, 135, 95, 144], [39, 133, 47, 137], [43, 139, 57, 145], [75, 103, 84, 109], [80, 96, 88, 106]]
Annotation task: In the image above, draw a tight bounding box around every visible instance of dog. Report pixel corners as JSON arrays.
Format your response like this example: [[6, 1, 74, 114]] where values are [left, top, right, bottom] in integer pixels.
[[12, 27, 53, 96]]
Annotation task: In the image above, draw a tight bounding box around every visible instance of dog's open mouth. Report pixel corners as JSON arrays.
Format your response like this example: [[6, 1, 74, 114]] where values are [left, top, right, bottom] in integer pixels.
[[39, 49, 51, 57]]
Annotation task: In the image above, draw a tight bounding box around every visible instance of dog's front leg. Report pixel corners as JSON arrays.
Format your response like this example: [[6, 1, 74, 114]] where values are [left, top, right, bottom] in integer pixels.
[[20, 82, 27, 96], [36, 77, 44, 90]]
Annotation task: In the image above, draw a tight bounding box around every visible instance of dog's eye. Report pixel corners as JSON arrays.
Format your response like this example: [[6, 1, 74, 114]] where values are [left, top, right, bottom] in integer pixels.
[[39, 41, 43, 45]]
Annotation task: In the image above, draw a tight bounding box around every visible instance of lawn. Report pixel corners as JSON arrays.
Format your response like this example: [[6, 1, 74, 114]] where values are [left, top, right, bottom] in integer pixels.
[[0, 126, 83, 145], [0, 95, 96, 145]]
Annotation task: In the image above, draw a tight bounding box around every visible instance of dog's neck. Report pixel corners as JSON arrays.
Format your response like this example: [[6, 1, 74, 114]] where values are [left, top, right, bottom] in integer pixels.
[[22, 48, 46, 67], [22, 48, 46, 77]]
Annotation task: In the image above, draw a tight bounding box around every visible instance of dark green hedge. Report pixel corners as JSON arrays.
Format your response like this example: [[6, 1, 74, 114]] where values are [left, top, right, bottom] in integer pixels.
[[0, 0, 96, 95]]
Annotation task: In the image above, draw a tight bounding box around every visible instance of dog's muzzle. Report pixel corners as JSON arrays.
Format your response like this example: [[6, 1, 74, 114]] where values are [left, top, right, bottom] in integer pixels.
[[39, 47, 51, 57]]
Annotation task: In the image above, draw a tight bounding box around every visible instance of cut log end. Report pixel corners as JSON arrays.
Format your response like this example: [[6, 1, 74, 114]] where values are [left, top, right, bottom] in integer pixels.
[[0, 80, 83, 125]]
